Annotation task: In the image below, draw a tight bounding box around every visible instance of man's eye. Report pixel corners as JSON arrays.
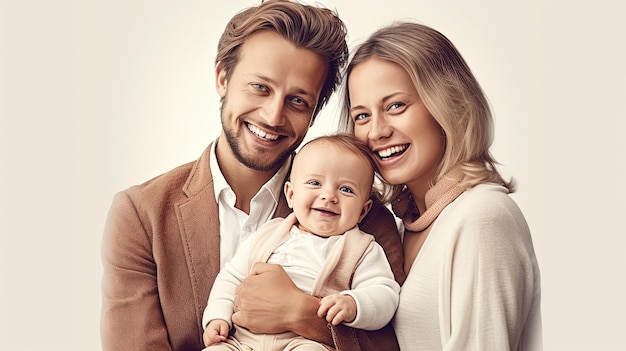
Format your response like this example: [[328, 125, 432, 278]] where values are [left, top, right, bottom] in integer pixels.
[[251, 83, 268, 92], [290, 96, 310, 108], [339, 186, 354, 194]]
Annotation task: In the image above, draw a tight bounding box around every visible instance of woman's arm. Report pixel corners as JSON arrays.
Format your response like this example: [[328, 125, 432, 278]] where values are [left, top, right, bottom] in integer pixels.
[[443, 191, 541, 350]]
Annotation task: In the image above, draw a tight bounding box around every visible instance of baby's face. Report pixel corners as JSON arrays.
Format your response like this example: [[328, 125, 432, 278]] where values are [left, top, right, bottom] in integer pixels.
[[285, 142, 373, 237]]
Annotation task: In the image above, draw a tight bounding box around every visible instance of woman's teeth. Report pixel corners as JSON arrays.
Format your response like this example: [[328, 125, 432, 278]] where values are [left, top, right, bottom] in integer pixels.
[[377, 144, 408, 159]]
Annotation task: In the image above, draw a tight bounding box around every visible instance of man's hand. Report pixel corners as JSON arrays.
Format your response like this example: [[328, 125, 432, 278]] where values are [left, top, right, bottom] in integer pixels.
[[231, 262, 301, 333], [317, 293, 357, 326], [232, 262, 334, 345]]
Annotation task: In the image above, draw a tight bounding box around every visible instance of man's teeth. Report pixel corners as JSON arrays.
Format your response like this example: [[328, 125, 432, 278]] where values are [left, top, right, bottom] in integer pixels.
[[377, 145, 408, 158], [247, 124, 279, 141]]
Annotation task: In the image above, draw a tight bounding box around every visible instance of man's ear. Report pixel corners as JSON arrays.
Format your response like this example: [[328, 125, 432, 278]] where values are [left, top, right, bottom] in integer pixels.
[[284, 181, 294, 209], [215, 61, 227, 98], [358, 198, 373, 223]]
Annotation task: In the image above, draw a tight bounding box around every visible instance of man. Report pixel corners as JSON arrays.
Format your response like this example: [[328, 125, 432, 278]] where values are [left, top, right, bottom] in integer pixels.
[[101, 1, 405, 350]]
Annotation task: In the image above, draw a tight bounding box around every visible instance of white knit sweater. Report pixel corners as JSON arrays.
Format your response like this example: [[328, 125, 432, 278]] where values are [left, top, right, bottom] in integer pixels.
[[393, 183, 542, 350]]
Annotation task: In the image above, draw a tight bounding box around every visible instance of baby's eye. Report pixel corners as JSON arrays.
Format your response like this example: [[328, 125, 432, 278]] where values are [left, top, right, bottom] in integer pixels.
[[339, 186, 354, 194], [307, 180, 321, 186]]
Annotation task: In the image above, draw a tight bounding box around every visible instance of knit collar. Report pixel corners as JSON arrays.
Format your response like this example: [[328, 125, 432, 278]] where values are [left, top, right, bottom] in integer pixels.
[[391, 167, 466, 232]]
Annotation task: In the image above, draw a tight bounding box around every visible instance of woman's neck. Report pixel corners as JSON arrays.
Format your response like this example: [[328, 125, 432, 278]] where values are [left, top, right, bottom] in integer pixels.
[[406, 181, 430, 215], [400, 167, 466, 233]]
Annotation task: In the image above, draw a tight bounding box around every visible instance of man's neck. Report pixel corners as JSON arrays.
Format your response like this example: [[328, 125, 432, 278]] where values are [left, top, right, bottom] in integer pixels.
[[215, 135, 279, 213]]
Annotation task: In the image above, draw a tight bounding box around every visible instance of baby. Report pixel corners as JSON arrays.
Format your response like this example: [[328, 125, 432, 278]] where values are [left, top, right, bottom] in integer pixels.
[[202, 134, 400, 350]]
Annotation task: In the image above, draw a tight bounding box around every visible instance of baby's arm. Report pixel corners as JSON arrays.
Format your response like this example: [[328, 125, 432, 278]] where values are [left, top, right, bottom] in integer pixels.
[[333, 242, 401, 331], [202, 230, 261, 343], [203, 319, 229, 347], [317, 294, 357, 326]]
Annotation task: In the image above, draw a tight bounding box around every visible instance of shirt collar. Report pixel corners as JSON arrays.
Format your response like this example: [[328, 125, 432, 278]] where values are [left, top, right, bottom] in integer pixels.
[[210, 140, 229, 203], [265, 153, 292, 204], [210, 140, 292, 204]]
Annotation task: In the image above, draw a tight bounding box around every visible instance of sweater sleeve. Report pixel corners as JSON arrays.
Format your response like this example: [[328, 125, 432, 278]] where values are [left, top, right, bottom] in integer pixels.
[[442, 190, 541, 350]]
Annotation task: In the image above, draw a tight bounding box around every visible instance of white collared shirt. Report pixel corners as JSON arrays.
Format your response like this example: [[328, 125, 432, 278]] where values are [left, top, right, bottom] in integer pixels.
[[209, 141, 291, 267]]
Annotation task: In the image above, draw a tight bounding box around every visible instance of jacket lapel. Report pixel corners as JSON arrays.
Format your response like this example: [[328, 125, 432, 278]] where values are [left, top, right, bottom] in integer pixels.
[[175, 144, 221, 329]]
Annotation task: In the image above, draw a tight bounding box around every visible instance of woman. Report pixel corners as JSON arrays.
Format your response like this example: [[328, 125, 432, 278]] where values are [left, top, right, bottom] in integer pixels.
[[339, 22, 542, 350]]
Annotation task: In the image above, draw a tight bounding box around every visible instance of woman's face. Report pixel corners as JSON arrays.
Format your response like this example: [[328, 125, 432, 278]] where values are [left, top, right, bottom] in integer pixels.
[[348, 58, 445, 194]]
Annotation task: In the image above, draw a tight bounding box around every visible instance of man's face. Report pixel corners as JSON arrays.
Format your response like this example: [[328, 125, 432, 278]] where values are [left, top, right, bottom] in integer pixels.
[[216, 30, 328, 172]]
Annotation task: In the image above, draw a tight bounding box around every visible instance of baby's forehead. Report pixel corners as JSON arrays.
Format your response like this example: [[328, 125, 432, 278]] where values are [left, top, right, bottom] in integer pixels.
[[296, 141, 365, 164], [298, 139, 356, 156], [294, 143, 374, 176]]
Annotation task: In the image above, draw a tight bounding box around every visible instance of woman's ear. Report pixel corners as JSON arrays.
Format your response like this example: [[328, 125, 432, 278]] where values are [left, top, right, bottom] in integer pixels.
[[358, 198, 373, 223], [215, 61, 227, 98], [284, 181, 294, 209]]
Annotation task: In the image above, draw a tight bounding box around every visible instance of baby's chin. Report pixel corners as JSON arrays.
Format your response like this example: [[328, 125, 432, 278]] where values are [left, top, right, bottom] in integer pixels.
[[297, 223, 347, 238]]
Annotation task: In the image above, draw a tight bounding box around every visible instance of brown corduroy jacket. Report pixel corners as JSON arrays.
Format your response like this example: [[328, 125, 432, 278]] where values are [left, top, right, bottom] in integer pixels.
[[101, 144, 406, 351]]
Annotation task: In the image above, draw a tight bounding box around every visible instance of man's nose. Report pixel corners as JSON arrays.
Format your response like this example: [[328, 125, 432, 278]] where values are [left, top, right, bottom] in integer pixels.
[[259, 96, 286, 126]]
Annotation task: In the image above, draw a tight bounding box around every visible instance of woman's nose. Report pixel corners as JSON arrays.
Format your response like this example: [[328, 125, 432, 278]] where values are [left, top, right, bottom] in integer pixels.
[[367, 113, 393, 141]]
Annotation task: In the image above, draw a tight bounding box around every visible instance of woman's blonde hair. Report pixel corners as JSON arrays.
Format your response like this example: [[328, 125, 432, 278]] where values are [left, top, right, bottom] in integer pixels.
[[338, 21, 514, 202]]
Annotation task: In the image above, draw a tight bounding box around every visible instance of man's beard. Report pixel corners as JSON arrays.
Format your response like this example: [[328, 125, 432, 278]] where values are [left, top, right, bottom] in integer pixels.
[[220, 100, 293, 172]]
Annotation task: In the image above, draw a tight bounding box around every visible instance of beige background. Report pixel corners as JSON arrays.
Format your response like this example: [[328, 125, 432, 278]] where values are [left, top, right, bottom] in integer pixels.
[[1, 0, 624, 350]]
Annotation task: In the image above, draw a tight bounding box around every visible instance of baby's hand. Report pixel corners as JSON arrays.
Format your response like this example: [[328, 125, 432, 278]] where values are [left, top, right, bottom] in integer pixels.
[[203, 319, 229, 347], [317, 293, 357, 326]]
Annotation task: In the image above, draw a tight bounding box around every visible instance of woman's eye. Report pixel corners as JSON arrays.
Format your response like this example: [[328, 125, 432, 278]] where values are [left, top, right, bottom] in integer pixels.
[[353, 113, 370, 122], [388, 102, 405, 111], [339, 186, 354, 194]]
